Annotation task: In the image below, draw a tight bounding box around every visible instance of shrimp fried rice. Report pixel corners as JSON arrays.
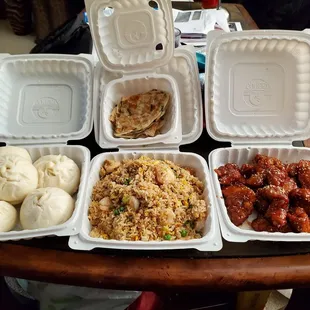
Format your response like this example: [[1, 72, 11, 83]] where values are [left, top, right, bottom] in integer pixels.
[[89, 156, 208, 241]]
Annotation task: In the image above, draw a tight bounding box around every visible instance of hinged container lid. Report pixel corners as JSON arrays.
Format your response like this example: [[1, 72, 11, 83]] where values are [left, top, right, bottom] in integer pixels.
[[205, 30, 310, 146], [85, 0, 174, 74], [92, 47, 203, 150], [0, 54, 94, 146]]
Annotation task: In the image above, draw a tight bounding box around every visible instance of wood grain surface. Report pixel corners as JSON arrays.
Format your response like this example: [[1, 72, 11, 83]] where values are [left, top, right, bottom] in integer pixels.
[[2, 243, 310, 291]]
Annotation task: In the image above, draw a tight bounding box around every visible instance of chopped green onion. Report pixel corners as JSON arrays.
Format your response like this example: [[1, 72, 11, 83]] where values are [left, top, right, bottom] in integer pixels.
[[164, 234, 171, 241], [114, 209, 120, 216], [124, 178, 132, 185], [119, 206, 126, 212], [180, 230, 187, 237], [184, 220, 195, 229]]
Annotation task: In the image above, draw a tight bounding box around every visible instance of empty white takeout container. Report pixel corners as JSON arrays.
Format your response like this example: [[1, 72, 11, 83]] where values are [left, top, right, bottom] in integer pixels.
[[0, 54, 92, 241], [206, 30, 310, 242], [86, 0, 183, 147]]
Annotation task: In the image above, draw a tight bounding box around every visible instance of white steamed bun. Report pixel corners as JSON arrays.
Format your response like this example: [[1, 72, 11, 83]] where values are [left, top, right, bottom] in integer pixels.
[[34, 155, 80, 195], [0, 146, 32, 162], [20, 187, 75, 230], [0, 155, 38, 204], [0, 201, 17, 232]]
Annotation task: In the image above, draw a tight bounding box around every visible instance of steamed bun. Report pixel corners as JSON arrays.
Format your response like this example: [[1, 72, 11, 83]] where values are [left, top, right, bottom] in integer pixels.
[[34, 155, 80, 195], [0, 155, 38, 204], [20, 187, 75, 230], [0, 201, 17, 232], [0, 146, 32, 162]]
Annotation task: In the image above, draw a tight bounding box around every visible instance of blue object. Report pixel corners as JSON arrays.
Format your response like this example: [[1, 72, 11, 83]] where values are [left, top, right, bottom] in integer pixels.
[[196, 52, 206, 71], [83, 12, 88, 24]]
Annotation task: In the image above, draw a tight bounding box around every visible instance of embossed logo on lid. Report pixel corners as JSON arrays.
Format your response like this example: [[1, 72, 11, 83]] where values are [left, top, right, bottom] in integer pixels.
[[32, 97, 60, 119], [243, 79, 272, 107]]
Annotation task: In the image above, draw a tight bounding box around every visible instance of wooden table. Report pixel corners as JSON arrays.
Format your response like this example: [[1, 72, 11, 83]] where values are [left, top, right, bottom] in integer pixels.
[[2, 3, 310, 292]]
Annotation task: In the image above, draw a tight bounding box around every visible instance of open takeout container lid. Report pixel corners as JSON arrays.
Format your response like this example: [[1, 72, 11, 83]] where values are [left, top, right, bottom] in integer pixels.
[[85, 0, 174, 74], [205, 30, 310, 146], [0, 53, 94, 146]]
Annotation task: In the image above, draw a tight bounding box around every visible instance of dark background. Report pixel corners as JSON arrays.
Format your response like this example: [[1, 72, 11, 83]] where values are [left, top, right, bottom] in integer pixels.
[[224, 0, 310, 30]]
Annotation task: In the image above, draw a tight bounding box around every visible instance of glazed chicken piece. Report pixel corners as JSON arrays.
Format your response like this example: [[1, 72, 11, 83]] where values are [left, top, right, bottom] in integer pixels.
[[282, 178, 298, 195], [240, 164, 256, 178], [286, 163, 299, 178], [253, 154, 285, 172], [266, 167, 288, 187], [255, 196, 270, 215], [296, 160, 310, 189], [251, 216, 292, 233], [265, 166, 297, 194], [256, 185, 288, 204], [215, 164, 245, 186], [287, 207, 310, 233], [222, 185, 256, 226], [256, 186, 289, 228], [265, 199, 289, 228], [240, 164, 265, 188], [289, 188, 310, 215], [251, 217, 273, 232], [246, 172, 265, 189]]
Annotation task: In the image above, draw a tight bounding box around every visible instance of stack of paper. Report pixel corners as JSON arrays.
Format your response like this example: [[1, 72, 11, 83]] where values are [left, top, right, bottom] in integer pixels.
[[173, 8, 237, 46]]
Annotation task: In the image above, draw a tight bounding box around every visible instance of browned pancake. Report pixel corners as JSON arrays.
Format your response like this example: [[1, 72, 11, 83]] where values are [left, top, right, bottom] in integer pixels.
[[110, 89, 170, 139]]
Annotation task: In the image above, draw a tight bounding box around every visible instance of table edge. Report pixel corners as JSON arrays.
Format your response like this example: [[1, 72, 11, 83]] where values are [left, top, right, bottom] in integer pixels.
[[1, 243, 310, 291]]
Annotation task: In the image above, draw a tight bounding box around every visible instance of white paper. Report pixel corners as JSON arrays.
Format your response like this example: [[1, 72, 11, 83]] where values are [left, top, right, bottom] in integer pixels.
[[173, 8, 230, 35]]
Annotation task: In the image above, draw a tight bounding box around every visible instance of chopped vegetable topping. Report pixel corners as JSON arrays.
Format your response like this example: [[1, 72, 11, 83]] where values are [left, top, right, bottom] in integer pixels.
[[164, 234, 171, 240], [114, 209, 120, 216], [119, 206, 126, 212], [124, 178, 132, 185], [181, 229, 188, 237], [184, 220, 195, 229], [122, 195, 130, 204]]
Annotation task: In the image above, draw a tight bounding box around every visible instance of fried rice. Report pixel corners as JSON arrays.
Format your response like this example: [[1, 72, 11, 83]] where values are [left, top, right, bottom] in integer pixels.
[[88, 156, 208, 241]]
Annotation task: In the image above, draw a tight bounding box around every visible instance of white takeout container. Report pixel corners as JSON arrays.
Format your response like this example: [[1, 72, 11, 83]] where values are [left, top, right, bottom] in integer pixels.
[[68, 0, 222, 251], [206, 30, 310, 242], [94, 47, 204, 149], [102, 73, 181, 145], [0, 54, 92, 241], [86, 0, 182, 147], [69, 151, 222, 251]]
